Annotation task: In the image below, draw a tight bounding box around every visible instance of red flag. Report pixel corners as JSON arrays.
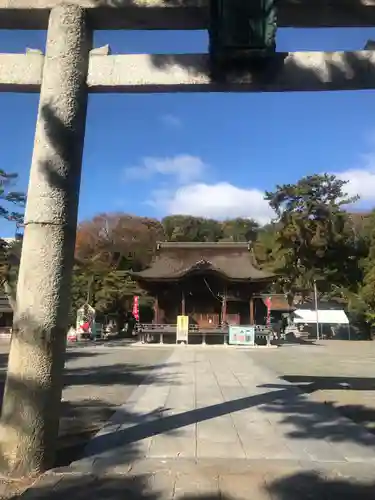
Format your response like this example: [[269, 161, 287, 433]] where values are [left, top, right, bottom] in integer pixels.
[[132, 296, 139, 321], [265, 296, 272, 326]]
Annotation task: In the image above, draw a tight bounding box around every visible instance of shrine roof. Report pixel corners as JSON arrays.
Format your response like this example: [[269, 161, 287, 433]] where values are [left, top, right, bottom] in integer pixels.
[[258, 294, 296, 312], [132, 242, 275, 282]]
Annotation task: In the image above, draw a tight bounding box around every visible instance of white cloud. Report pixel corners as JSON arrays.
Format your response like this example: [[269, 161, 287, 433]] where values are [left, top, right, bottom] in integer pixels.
[[138, 143, 375, 225], [160, 114, 182, 128], [336, 168, 375, 201], [125, 155, 207, 184], [150, 182, 273, 224], [333, 153, 375, 204]]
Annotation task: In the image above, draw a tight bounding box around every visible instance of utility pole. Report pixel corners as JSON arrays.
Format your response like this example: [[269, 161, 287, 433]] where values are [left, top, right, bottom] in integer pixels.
[[313, 279, 320, 341]]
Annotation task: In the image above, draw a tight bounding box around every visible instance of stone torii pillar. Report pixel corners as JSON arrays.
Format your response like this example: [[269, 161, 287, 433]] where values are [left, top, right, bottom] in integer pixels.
[[0, 4, 91, 475]]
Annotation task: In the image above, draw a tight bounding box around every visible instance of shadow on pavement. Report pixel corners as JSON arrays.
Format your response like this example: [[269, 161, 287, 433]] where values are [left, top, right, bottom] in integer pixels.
[[81, 388, 291, 461], [81, 379, 375, 468], [11, 469, 375, 500], [63, 362, 179, 389], [56, 359, 178, 467], [266, 471, 375, 500], [11, 473, 227, 499], [281, 375, 375, 392], [273, 374, 375, 438], [0, 349, 177, 469], [257, 381, 375, 446]]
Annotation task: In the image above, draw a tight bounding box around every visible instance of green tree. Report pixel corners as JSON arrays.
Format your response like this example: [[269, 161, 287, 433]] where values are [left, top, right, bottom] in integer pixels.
[[0, 170, 26, 224], [0, 171, 25, 308], [359, 210, 375, 327], [253, 223, 278, 269], [162, 215, 223, 242], [95, 272, 142, 328], [76, 213, 165, 271], [221, 218, 259, 242], [0, 238, 22, 310], [71, 265, 145, 333], [265, 174, 359, 300], [72, 213, 161, 328]]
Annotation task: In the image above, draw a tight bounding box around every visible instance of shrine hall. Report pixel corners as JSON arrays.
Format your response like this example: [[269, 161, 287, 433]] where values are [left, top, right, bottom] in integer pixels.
[[133, 242, 277, 328]]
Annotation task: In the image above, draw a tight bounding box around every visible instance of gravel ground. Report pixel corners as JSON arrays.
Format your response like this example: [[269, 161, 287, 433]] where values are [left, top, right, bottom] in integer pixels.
[[0, 343, 173, 457], [0, 342, 173, 499], [1, 340, 375, 498], [57, 344, 173, 465], [246, 340, 375, 434]]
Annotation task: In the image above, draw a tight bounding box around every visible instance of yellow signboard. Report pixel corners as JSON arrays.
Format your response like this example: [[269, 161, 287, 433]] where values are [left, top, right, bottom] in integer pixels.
[[177, 315, 189, 343]]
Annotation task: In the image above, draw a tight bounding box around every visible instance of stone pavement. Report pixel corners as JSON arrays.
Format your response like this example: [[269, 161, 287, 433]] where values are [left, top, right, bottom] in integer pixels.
[[21, 347, 375, 499]]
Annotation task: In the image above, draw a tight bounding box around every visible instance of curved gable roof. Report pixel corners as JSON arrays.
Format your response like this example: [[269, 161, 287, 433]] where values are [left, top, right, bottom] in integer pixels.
[[133, 242, 275, 282]]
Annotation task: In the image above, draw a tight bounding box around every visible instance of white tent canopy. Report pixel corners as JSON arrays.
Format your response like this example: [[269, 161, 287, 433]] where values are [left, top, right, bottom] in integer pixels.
[[293, 309, 349, 325]]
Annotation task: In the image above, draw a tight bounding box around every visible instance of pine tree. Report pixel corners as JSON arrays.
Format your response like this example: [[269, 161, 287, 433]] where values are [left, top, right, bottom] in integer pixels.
[[0, 170, 25, 309], [265, 174, 359, 300], [0, 170, 26, 224]]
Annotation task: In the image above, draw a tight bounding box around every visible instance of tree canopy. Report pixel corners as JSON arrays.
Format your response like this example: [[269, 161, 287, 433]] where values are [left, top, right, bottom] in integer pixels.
[[0, 169, 26, 224], [162, 215, 223, 242], [67, 178, 375, 326], [264, 174, 361, 299], [0, 170, 25, 309], [6, 172, 375, 330], [70, 213, 264, 322], [75, 213, 165, 271]]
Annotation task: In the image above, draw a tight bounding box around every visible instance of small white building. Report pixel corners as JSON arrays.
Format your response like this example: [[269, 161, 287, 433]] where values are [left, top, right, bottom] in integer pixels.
[[294, 309, 349, 325], [293, 308, 350, 338]]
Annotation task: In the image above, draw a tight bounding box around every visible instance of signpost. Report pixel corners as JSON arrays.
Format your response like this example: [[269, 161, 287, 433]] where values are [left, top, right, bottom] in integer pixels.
[[229, 325, 255, 346], [177, 315, 189, 344]]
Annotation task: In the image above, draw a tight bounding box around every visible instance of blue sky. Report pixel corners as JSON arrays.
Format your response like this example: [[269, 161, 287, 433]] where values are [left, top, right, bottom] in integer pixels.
[[1, 27, 375, 236]]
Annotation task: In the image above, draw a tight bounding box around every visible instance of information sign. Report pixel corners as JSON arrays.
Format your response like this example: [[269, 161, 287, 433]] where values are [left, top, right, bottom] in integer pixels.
[[229, 325, 255, 346]]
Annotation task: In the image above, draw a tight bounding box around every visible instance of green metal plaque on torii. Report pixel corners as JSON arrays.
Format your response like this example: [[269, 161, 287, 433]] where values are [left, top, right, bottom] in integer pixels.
[[209, 0, 277, 66]]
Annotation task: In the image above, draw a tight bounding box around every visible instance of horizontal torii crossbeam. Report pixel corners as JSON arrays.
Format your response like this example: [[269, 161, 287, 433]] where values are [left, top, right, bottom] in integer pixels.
[[1, 0, 375, 29], [1, 50, 375, 93]]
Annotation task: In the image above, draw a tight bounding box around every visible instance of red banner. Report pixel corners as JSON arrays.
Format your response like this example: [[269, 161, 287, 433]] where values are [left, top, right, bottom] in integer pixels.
[[265, 296, 272, 326], [132, 296, 139, 321]]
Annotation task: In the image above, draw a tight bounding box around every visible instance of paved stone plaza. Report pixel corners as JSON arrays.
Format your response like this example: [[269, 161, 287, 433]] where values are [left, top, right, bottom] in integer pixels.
[[18, 345, 375, 499]]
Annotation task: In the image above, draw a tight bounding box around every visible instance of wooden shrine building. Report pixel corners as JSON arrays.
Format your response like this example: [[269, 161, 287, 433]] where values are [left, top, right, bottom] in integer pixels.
[[133, 242, 275, 328]]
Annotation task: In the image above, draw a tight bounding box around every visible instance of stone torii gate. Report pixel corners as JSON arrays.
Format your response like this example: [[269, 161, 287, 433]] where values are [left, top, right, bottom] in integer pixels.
[[0, 0, 375, 476]]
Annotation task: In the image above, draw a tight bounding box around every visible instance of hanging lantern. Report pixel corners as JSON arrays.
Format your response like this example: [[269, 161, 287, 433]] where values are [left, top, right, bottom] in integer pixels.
[[209, 0, 277, 67]]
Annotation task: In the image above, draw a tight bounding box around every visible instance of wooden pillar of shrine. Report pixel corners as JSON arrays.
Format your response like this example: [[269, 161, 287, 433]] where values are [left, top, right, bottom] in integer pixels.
[[221, 288, 227, 324], [153, 295, 159, 324], [181, 290, 186, 316], [249, 296, 255, 325]]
